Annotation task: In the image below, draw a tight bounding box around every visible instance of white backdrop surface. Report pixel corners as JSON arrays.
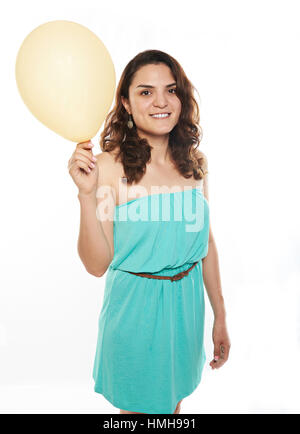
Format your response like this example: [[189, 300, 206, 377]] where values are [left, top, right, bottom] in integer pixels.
[[0, 0, 299, 413]]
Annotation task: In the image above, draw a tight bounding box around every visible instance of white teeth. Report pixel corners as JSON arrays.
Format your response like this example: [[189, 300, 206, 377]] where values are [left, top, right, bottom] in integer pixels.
[[151, 113, 170, 118]]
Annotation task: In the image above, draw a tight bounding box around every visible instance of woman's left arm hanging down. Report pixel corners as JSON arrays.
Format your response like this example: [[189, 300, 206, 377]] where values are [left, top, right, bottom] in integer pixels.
[[198, 150, 231, 369]]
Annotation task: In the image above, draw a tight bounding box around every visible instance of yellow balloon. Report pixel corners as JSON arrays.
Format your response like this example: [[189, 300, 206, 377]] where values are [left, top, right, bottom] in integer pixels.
[[15, 20, 116, 142]]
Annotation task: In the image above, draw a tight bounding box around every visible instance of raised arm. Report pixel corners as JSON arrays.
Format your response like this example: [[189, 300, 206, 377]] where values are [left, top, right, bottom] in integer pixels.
[[77, 152, 115, 277]]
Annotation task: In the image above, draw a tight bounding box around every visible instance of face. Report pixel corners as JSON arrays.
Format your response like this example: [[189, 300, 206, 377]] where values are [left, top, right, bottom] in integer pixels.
[[121, 63, 182, 140]]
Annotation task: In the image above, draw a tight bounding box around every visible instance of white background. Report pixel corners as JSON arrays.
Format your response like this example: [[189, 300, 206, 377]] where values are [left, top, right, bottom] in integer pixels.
[[1, 0, 299, 414]]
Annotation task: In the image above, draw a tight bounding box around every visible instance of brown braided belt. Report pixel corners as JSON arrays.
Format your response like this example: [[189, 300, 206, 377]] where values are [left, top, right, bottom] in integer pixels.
[[126, 261, 198, 282]]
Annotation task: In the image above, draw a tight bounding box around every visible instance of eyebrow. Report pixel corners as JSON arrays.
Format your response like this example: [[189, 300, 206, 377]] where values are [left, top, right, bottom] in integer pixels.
[[136, 82, 177, 89]]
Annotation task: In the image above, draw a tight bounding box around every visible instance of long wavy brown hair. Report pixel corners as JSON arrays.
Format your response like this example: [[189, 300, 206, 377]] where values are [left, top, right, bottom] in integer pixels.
[[99, 49, 207, 185]]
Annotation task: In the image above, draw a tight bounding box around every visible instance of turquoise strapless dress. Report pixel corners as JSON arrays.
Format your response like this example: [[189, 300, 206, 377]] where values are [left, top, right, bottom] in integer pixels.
[[92, 186, 210, 414]]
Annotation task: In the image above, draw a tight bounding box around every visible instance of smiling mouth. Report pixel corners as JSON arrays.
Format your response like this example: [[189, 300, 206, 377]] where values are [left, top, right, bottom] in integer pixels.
[[150, 113, 171, 119]]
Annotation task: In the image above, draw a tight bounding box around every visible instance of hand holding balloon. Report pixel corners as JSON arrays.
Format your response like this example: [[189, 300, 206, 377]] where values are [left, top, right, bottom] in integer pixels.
[[68, 141, 99, 196]]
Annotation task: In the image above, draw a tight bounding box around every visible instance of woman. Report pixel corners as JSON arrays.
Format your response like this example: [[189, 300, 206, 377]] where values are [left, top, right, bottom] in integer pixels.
[[68, 50, 230, 414]]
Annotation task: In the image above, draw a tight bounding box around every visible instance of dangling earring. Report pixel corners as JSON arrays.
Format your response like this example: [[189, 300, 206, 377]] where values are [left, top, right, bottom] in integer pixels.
[[127, 113, 134, 129]]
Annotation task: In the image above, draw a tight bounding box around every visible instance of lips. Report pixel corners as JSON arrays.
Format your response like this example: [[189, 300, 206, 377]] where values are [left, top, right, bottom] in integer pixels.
[[150, 112, 171, 116], [150, 113, 171, 119]]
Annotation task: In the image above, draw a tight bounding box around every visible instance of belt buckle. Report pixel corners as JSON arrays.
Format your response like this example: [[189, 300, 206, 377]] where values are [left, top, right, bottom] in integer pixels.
[[170, 271, 185, 282]]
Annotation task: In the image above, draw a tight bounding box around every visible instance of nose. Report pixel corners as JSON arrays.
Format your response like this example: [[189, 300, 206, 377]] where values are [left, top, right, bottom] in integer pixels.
[[153, 91, 168, 108]]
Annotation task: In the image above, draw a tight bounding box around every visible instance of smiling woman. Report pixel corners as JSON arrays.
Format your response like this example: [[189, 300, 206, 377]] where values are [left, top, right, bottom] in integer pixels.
[[80, 49, 231, 415], [99, 49, 206, 185], [121, 64, 183, 151]]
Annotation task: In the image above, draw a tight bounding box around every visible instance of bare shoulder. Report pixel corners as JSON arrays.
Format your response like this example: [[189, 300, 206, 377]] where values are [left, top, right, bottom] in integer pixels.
[[194, 148, 209, 204], [95, 148, 120, 168], [94, 149, 122, 188]]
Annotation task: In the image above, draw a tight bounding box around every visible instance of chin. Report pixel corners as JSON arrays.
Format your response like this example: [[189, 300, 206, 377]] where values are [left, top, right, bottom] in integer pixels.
[[137, 126, 171, 136]]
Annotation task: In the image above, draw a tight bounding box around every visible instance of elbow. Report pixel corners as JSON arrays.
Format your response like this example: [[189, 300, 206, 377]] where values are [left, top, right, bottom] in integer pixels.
[[93, 272, 104, 278], [86, 267, 107, 277], [86, 260, 111, 277], [86, 270, 104, 277], [77, 248, 109, 277]]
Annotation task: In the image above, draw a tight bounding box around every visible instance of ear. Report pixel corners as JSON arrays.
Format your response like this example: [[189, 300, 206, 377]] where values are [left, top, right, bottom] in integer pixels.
[[121, 96, 131, 115]]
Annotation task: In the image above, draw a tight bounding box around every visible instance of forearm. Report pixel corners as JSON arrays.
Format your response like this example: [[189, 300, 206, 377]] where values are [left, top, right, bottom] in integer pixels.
[[77, 192, 111, 276], [202, 239, 226, 321]]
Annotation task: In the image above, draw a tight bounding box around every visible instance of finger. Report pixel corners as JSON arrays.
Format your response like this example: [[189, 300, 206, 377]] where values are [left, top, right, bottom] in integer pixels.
[[210, 345, 224, 368], [76, 148, 97, 163], [210, 356, 219, 368], [210, 358, 223, 369], [213, 344, 221, 362], [210, 360, 220, 370], [209, 351, 220, 369], [210, 345, 230, 369], [69, 158, 92, 174], [210, 357, 221, 367], [74, 154, 96, 170], [211, 357, 220, 369], [77, 140, 94, 150]]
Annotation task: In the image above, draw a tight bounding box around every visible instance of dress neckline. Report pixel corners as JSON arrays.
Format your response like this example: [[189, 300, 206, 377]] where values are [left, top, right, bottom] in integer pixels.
[[115, 186, 206, 209]]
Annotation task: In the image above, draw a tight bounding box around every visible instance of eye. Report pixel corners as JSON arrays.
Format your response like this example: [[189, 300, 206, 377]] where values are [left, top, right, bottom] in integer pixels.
[[140, 88, 177, 96]]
